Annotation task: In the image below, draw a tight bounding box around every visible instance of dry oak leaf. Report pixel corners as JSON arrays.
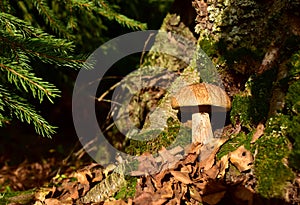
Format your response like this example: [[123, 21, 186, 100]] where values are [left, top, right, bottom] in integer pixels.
[[204, 164, 219, 179], [172, 179, 186, 201], [153, 169, 169, 188], [70, 169, 93, 196], [133, 192, 166, 205], [44, 198, 62, 205], [199, 138, 227, 171], [157, 146, 183, 171], [103, 199, 128, 205], [216, 155, 229, 179], [181, 183, 189, 201], [137, 152, 159, 175], [229, 145, 254, 172], [185, 142, 202, 155], [159, 181, 174, 199], [251, 122, 265, 143], [194, 179, 208, 190], [35, 187, 54, 202], [170, 170, 193, 184], [189, 186, 202, 202], [133, 192, 153, 205], [152, 198, 168, 205], [59, 181, 79, 200]]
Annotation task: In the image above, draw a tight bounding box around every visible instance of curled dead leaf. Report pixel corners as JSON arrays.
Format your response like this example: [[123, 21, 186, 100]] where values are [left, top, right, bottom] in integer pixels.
[[180, 164, 193, 174], [185, 142, 202, 155], [189, 186, 202, 202], [103, 199, 128, 205], [153, 169, 169, 188], [44, 198, 62, 205], [251, 122, 264, 143], [35, 187, 54, 202], [229, 146, 254, 172], [159, 181, 173, 199], [204, 165, 219, 179], [170, 170, 193, 184], [216, 155, 229, 179]]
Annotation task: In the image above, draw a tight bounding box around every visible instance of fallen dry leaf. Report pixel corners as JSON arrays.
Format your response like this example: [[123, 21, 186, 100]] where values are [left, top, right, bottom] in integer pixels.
[[204, 164, 219, 179], [44, 198, 62, 205], [199, 138, 226, 171], [168, 197, 180, 205], [152, 169, 169, 188], [151, 198, 168, 205], [152, 169, 170, 188], [251, 122, 265, 143], [194, 179, 208, 190], [201, 179, 226, 194], [157, 147, 183, 172], [181, 183, 189, 201], [35, 187, 54, 202], [70, 169, 92, 196], [92, 168, 104, 182], [189, 186, 202, 202], [158, 181, 173, 199], [185, 142, 202, 155], [216, 155, 229, 179], [170, 170, 193, 184], [137, 153, 159, 175], [104, 199, 128, 205], [180, 165, 192, 174], [133, 192, 154, 205], [144, 175, 156, 193], [229, 145, 253, 172]]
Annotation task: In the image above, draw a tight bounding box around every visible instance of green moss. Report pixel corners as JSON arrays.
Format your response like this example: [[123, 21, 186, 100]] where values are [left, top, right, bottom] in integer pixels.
[[254, 114, 294, 198], [125, 117, 191, 156], [285, 52, 300, 170], [286, 80, 300, 116], [230, 70, 275, 129], [199, 38, 219, 59], [0, 189, 35, 205], [225, 63, 297, 198], [217, 132, 252, 160], [114, 176, 137, 200], [230, 94, 253, 128]]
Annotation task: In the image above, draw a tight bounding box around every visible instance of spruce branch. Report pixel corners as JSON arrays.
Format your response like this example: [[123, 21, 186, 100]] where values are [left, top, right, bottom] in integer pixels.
[[72, 0, 147, 30], [0, 60, 61, 103], [96, 0, 147, 30], [0, 28, 85, 68], [30, 0, 72, 38], [0, 0, 12, 13], [0, 0, 147, 138], [0, 85, 57, 137]]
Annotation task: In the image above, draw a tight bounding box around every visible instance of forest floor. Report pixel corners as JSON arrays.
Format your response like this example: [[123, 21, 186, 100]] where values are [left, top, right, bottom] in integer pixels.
[[0, 120, 299, 205]]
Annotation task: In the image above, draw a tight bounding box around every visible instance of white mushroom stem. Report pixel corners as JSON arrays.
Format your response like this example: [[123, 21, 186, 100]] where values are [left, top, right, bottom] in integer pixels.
[[192, 112, 214, 144]]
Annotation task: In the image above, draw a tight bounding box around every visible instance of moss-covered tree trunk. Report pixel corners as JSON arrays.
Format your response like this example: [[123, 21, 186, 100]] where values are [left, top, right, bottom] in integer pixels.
[[188, 0, 300, 201]]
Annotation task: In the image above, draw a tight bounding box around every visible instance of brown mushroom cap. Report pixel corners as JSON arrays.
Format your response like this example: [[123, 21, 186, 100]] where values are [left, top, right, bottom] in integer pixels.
[[171, 83, 231, 112]]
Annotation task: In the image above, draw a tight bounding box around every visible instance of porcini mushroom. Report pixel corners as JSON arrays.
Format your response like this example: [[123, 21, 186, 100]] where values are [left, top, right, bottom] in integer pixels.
[[171, 83, 231, 144]]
